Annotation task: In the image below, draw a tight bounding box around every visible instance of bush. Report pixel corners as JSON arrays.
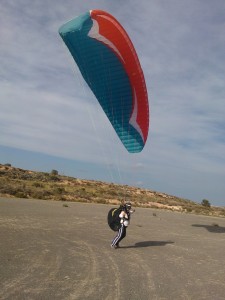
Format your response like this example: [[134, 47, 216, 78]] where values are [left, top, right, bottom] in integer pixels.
[[15, 192, 28, 198], [51, 169, 58, 176], [4, 163, 11, 167], [201, 199, 211, 208], [32, 182, 44, 188], [54, 187, 65, 194], [49, 175, 60, 182], [33, 190, 52, 199]]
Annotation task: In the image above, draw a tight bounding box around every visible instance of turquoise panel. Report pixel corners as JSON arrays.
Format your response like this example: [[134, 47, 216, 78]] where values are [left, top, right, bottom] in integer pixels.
[[59, 13, 144, 152]]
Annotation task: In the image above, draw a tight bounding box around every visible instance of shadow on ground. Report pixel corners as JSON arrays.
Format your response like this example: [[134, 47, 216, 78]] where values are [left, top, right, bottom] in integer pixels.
[[121, 241, 174, 248], [192, 224, 225, 233]]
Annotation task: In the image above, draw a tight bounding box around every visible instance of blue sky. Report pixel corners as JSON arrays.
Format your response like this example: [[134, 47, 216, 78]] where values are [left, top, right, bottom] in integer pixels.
[[0, 0, 224, 206]]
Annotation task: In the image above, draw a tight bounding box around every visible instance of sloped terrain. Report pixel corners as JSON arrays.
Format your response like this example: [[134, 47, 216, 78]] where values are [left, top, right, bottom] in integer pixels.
[[0, 163, 224, 217]]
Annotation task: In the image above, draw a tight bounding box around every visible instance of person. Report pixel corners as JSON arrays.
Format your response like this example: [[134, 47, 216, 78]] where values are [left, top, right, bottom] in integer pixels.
[[111, 202, 134, 249]]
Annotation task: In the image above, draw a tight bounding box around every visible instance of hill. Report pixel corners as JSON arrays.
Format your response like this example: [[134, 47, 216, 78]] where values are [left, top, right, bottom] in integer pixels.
[[0, 163, 224, 217]]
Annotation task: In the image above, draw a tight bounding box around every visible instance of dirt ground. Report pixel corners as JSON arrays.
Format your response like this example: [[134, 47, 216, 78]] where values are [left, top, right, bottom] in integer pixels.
[[0, 197, 225, 300]]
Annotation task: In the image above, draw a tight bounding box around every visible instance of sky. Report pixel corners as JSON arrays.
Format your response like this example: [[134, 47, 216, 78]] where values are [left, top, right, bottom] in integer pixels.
[[0, 0, 224, 206]]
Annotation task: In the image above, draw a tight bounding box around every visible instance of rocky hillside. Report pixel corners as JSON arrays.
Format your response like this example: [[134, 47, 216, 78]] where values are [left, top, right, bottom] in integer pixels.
[[0, 163, 224, 217]]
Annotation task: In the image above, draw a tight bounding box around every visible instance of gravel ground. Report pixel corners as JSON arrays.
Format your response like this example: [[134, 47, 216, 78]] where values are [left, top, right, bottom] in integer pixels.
[[0, 197, 225, 300]]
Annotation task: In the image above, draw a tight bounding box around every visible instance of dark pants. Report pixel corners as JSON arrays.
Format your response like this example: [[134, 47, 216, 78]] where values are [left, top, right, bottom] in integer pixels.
[[111, 224, 127, 246]]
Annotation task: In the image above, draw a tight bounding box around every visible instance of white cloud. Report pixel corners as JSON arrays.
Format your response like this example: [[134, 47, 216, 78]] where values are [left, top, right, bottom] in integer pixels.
[[0, 0, 224, 205]]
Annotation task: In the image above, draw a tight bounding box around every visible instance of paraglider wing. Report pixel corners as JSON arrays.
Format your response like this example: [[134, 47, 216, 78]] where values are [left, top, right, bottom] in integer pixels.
[[59, 10, 149, 153]]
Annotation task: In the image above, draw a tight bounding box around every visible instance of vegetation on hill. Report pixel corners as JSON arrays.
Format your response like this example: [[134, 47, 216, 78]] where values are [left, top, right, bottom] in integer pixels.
[[0, 163, 224, 217]]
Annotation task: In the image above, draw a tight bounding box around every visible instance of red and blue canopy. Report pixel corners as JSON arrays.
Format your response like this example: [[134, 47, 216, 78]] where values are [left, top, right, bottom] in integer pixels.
[[59, 10, 149, 153]]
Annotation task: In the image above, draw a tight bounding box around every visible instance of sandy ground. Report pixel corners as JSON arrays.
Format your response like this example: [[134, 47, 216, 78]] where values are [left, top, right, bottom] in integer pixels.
[[0, 197, 225, 300]]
